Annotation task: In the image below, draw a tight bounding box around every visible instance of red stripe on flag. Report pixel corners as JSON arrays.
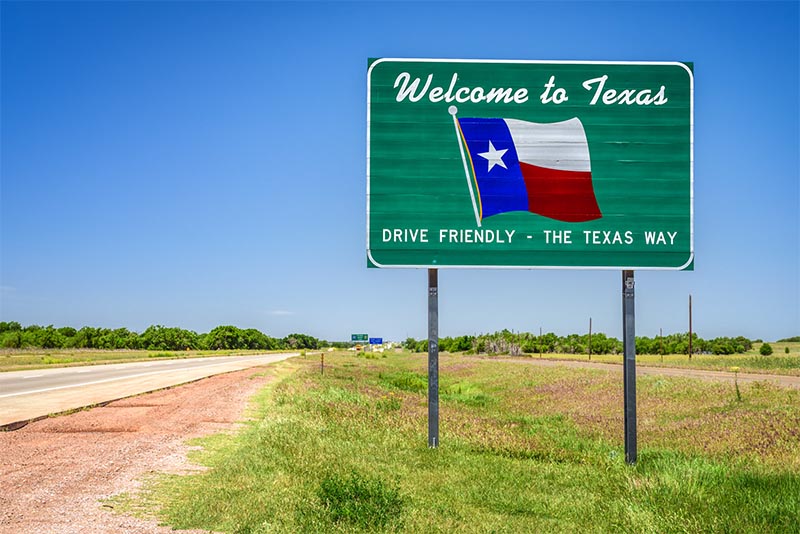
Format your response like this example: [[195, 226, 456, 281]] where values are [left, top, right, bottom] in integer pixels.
[[519, 162, 602, 222]]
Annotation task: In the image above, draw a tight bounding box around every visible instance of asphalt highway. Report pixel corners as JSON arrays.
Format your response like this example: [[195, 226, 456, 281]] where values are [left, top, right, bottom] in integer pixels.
[[0, 353, 298, 427]]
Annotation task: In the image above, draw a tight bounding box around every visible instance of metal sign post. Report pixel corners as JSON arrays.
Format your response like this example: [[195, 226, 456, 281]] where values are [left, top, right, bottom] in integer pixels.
[[622, 270, 637, 464], [428, 269, 439, 448], [688, 294, 693, 359]]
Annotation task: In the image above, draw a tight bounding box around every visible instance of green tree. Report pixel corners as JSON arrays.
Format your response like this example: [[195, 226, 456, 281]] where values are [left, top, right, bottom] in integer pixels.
[[37, 325, 65, 348], [141, 325, 198, 351], [759, 343, 773, 356], [283, 333, 320, 350], [0, 321, 22, 333], [0, 330, 22, 348], [72, 326, 101, 348], [205, 325, 246, 350], [95, 328, 140, 349], [242, 328, 277, 350], [58, 326, 78, 340], [537, 332, 558, 353], [454, 335, 474, 352]]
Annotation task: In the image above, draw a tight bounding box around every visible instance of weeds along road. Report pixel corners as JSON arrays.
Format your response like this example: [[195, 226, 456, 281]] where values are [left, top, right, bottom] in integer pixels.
[[0, 353, 299, 428]]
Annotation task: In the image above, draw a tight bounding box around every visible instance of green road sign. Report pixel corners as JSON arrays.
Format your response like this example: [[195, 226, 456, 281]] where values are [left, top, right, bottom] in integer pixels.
[[367, 59, 694, 270], [351, 334, 369, 342]]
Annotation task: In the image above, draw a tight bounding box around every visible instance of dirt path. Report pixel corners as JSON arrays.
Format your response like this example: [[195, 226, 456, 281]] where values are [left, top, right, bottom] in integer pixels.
[[479, 356, 800, 389], [0, 366, 277, 534]]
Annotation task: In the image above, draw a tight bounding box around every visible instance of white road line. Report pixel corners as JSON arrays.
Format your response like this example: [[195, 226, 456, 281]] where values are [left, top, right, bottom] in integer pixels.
[[22, 375, 44, 379], [0, 357, 281, 399]]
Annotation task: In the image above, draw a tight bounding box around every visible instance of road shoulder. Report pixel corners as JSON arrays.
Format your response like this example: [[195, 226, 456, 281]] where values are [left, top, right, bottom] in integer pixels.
[[0, 365, 281, 534]]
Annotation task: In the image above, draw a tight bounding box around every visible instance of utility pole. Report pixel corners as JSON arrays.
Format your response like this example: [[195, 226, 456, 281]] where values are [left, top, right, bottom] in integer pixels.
[[539, 326, 542, 358], [659, 327, 663, 363], [588, 317, 592, 361]]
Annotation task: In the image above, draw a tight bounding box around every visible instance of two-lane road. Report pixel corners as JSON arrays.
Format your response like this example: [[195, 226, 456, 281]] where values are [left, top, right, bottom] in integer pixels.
[[0, 353, 298, 427]]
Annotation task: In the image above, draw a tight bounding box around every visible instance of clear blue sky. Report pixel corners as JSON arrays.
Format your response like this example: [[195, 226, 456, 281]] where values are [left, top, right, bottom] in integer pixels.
[[1, 1, 798, 342]]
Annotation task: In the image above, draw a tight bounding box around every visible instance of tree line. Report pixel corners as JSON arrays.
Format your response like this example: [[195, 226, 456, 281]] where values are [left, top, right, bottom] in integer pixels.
[[403, 329, 758, 356], [0, 322, 322, 351], [1, 322, 773, 356]]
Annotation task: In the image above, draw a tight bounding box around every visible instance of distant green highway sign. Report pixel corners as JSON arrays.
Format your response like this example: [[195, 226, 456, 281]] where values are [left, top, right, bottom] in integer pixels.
[[367, 59, 694, 270], [351, 334, 369, 342]]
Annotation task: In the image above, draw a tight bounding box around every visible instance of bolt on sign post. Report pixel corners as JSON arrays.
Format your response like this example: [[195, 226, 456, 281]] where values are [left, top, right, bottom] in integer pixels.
[[367, 59, 694, 459]]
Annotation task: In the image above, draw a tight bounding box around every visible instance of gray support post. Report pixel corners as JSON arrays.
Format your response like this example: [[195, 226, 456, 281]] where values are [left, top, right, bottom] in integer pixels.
[[622, 270, 637, 464], [688, 294, 693, 360], [428, 269, 439, 448]]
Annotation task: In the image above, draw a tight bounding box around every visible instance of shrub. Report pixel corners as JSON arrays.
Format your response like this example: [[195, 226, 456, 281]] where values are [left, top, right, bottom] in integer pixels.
[[381, 371, 426, 393], [785, 347, 790, 354], [759, 343, 773, 356]]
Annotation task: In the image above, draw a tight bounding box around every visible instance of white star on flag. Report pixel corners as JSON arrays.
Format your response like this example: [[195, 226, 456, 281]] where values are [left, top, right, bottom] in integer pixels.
[[478, 141, 508, 172]]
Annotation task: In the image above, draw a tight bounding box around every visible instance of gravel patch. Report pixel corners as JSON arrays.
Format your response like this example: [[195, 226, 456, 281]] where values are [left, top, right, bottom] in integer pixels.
[[0, 366, 275, 533]]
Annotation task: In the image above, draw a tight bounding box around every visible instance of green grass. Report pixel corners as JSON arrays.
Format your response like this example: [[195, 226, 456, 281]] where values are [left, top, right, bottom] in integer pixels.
[[113, 352, 800, 533], [0, 348, 282, 372]]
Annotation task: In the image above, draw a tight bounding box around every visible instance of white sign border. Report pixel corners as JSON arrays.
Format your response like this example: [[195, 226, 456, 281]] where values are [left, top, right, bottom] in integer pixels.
[[366, 58, 694, 271]]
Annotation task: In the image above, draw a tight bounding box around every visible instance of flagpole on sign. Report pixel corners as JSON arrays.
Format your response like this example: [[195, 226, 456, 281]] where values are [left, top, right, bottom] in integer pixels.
[[449, 106, 481, 227]]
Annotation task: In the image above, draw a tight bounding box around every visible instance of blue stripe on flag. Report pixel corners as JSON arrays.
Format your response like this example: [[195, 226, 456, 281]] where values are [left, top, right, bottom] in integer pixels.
[[458, 118, 527, 219]]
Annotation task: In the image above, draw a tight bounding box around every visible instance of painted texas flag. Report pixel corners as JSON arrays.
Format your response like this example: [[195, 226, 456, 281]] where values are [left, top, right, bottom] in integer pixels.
[[454, 112, 602, 223]]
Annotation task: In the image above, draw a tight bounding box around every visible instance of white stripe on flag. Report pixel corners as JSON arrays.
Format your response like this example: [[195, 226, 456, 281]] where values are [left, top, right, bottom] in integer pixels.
[[504, 118, 591, 173]]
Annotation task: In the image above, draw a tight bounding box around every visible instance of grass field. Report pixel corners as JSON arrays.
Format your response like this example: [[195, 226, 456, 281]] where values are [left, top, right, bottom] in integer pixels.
[[3, 342, 798, 376], [513, 342, 800, 376], [0, 348, 276, 372], [113, 351, 800, 533]]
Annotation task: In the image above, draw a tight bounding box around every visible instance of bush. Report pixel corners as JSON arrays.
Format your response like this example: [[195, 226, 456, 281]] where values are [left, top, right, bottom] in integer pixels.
[[785, 347, 790, 354], [759, 343, 773, 356], [381, 371, 427, 394]]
